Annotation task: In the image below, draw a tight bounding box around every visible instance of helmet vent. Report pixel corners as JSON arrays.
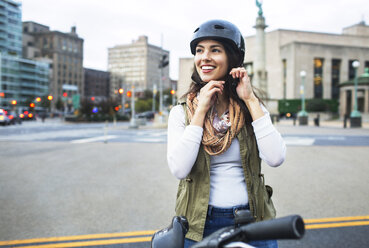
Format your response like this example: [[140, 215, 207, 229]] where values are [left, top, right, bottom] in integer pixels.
[[214, 25, 225, 30], [194, 28, 199, 33]]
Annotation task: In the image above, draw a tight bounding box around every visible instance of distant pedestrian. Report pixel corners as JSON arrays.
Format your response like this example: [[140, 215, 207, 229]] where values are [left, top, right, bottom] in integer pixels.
[[167, 20, 286, 248], [41, 112, 46, 122], [314, 114, 320, 127]]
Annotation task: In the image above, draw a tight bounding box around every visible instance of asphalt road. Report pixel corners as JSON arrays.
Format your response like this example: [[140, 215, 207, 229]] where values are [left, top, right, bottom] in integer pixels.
[[0, 118, 369, 247]]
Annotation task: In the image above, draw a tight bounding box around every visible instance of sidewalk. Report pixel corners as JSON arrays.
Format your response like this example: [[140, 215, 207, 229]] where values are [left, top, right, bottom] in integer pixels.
[[275, 119, 369, 135]]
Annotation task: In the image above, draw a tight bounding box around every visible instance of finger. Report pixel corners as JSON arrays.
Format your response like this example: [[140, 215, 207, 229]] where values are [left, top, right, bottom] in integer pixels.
[[241, 70, 246, 78], [209, 80, 225, 89], [209, 87, 222, 96]]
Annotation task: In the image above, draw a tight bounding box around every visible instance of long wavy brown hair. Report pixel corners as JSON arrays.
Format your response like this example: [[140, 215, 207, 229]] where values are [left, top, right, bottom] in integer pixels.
[[183, 39, 263, 135]]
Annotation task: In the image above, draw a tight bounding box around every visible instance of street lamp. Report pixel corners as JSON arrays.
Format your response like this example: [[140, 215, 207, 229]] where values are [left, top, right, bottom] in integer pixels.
[[298, 70, 308, 125], [129, 84, 138, 129], [350, 60, 361, 127]]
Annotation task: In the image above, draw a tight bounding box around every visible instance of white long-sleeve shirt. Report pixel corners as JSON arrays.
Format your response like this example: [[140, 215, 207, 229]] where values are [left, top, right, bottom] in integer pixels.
[[167, 104, 286, 208]]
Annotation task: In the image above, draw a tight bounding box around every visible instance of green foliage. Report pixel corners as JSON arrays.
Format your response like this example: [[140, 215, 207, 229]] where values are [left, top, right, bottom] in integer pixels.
[[278, 99, 339, 114], [278, 99, 301, 114], [135, 99, 152, 113], [56, 98, 64, 110]]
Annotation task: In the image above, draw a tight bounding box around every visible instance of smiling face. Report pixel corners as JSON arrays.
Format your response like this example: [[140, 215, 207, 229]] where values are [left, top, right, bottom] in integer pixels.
[[194, 40, 229, 83]]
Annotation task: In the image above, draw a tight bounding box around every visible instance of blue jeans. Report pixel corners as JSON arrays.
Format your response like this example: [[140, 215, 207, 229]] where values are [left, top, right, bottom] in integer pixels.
[[184, 205, 278, 248]]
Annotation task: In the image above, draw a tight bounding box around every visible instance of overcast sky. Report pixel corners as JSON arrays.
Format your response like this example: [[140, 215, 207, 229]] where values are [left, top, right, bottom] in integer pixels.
[[21, 0, 368, 80]]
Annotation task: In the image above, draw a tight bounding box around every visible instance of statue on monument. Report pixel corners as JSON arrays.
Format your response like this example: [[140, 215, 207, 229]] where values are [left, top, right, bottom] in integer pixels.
[[256, 0, 263, 17]]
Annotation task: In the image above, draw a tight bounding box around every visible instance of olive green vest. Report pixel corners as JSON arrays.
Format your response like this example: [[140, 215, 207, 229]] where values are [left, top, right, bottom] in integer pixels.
[[175, 102, 276, 242]]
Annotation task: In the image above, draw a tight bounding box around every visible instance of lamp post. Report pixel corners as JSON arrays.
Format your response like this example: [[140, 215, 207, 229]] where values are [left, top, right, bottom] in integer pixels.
[[129, 84, 138, 129], [350, 60, 361, 127], [298, 70, 308, 125]]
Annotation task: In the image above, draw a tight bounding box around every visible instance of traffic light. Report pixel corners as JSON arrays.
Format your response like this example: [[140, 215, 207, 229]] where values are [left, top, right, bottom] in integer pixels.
[[91, 96, 95, 101], [47, 95, 53, 101], [159, 55, 169, 68], [0, 92, 4, 98], [11, 100, 17, 105], [114, 106, 120, 112], [170, 89, 176, 95], [30, 102, 35, 108], [63, 92, 68, 98], [36, 97, 41, 102], [118, 88, 124, 94], [126, 91, 132, 97]]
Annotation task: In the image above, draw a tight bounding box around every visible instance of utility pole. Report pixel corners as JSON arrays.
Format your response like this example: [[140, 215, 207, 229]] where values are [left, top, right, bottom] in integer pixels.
[[152, 84, 157, 112], [129, 84, 138, 128], [158, 35, 169, 123], [0, 52, 2, 108]]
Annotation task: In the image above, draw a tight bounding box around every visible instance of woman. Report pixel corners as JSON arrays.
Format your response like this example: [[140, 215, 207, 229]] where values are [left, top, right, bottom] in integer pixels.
[[167, 20, 286, 248]]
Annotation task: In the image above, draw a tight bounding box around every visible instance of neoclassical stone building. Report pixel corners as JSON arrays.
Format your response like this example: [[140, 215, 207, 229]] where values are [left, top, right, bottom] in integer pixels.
[[178, 21, 369, 118]]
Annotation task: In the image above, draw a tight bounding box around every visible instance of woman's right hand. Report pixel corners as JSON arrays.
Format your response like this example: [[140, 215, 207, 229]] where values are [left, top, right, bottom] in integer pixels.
[[190, 80, 224, 127], [196, 80, 224, 114]]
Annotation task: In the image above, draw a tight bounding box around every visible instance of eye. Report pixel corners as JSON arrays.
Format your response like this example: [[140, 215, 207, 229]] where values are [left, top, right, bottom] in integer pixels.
[[212, 48, 221, 53], [195, 47, 203, 54]]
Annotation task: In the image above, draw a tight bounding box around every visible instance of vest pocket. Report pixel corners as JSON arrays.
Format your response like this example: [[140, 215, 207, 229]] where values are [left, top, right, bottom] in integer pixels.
[[257, 174, 276, 220]]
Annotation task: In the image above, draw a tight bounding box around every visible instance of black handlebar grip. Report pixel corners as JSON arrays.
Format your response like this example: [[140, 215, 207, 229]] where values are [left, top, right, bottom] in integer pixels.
[[240, 215, 305, 241], [151, 216, 189, 248]]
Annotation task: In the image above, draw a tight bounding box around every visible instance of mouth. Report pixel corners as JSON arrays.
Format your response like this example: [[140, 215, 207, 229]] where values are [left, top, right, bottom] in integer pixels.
[[201, 65, 215, 73]]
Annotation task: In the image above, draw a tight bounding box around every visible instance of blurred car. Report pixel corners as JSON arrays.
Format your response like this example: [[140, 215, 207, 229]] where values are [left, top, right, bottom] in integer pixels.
[[0, 109, 11, 126], [8, 112, 22, 125], [136, 111, 155, 120], [20, 111, 36, 121]]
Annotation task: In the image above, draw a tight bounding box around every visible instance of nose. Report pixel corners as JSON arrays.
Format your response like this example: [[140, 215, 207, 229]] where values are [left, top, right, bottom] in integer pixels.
[[201, 50, 211, 61]]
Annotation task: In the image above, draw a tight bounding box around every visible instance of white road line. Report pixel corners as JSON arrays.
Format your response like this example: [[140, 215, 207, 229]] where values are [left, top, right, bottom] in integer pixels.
[[134, 138, 166, 143], [284, 137, 315, 146], [327, 136, 346, 140], [71, 135, 118, 144]]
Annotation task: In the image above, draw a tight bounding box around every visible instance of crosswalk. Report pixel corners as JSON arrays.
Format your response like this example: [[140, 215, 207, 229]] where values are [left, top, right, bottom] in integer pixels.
[[68, 130, 168, 144], [3, 125, 368, 146]]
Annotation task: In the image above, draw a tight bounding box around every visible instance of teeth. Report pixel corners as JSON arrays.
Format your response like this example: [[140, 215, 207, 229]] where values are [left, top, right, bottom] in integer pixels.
[[202, 66, 215, 70]]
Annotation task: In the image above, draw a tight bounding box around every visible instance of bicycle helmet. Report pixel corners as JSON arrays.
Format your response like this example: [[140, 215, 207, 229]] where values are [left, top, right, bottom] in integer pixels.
[[190, 20, 245, 63]]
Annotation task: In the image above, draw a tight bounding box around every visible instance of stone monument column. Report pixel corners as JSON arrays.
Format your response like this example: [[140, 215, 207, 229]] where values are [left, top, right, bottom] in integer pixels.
[[253, 1, 268, 98]]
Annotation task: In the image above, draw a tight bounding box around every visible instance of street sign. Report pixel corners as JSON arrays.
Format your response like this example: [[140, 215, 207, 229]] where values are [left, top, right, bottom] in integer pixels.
[[72, 94, 80, 110]]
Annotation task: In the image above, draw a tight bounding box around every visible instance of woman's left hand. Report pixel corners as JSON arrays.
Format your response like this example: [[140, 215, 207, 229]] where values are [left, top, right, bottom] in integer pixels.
[[230, 67, 256, 102]]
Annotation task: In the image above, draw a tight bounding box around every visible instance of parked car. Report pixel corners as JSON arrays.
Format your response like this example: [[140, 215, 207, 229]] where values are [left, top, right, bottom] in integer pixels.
[[136, 111, 155, 120], [0, 109, 11, 126], [20, 111, 36, 121], [8, 111, 22, 125]]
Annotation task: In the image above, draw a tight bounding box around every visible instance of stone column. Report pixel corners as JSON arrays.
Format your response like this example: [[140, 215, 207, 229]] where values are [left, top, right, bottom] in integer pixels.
[[364, 89, 369, 114], [253, 16, 268, 98], [339, 88, 346, 117]]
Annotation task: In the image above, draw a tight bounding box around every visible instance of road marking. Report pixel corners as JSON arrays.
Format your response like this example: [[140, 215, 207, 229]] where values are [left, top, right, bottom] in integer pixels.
[[134, 138, 166, 143], [15, 237, 152, 248], [304, 215, 369, 229], [327, 136, 345, 140], [71, 135, 118, 144], [305, 220, 369, 229], [304, 215, 369, 223], [2, 215, 369, 247], [0, 230, 156, 246], [284, 137, 315, 146]]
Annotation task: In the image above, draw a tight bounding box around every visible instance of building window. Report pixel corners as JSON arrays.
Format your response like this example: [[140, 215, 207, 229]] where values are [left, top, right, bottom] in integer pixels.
[[365, 61, 369, 71], [348, 59, 357, 80], [331, 59, 341, 100], [314, 58, 324, 99]]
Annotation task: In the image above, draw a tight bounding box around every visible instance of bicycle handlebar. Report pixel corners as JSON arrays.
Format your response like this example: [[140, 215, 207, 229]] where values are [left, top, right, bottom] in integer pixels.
[[151, 216, 189, 248], [192, 215, 305, 248], [240, 215, 305, 240], [151, 215, 305, 248]]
